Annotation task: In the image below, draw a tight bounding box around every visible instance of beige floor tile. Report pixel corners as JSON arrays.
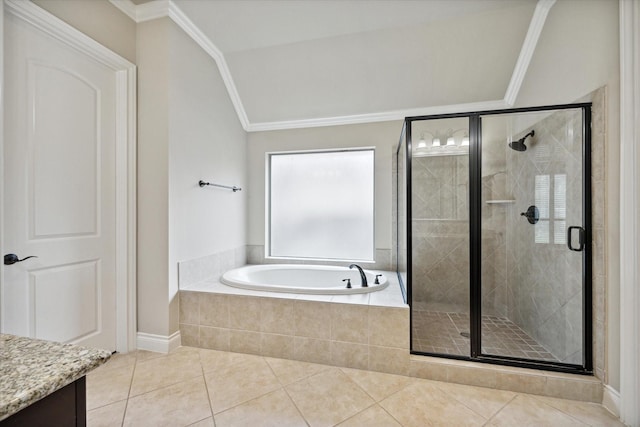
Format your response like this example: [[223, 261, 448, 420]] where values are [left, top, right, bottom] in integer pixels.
[[129, 350, 203, 397], [264, 357, 330, 385], [341, 368, 414, 402], [187, 417, 215, 427], [532, 395, 624, 426], [435, 381, 516, 419], [87, 399, 127, 427], [85, 348, 620, 427], [214, 389, 307, 427], [379, 380, 486, 427], [204, 357, 282, 414], [123, 377, 212, 427], [86, 364, 134, 410], [285, 368, 375, 427], [337, 404, 402, 427], [199, 348, 263, 374], [135, 349, 166, 363], [486, 395, 586, 426]]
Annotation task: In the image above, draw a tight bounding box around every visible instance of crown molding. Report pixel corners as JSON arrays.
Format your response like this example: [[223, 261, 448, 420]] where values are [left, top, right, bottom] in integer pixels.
[[503, 0, 556, 106], [109, 0, 137, 21], [247, 100, 508, 132], [109, 0, 553, 132], [166, 2, 249, 130], [109, 0, 170, 23], [135, 0, 170, 23]]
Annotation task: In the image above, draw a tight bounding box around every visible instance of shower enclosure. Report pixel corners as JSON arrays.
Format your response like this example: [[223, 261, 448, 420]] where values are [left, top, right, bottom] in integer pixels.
[[396, 104, 592, 373]]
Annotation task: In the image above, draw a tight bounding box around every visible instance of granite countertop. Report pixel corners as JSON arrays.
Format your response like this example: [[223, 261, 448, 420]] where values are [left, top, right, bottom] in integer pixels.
[[0, 334, 111, 421]]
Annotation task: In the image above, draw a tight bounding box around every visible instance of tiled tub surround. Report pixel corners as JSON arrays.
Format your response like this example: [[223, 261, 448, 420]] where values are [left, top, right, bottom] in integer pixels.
[[177, 245, 247, 289], [179, 274, 603, 403], [179, 271, 409, 375]]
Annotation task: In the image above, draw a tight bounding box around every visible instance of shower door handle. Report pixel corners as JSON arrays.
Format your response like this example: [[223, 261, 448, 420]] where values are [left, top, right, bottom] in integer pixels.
[[567, 226, 585, 252]]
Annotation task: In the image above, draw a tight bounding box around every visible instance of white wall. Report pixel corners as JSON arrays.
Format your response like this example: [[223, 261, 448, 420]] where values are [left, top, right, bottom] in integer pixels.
[[137, 18, 170, 337], [137, 18, 248, 337], [168, 22, 247, 331], [248, 121, 400, 252]]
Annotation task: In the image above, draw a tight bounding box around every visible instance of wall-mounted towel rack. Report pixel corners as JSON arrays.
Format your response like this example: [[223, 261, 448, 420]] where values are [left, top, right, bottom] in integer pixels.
[[198, 180, 242, 192]]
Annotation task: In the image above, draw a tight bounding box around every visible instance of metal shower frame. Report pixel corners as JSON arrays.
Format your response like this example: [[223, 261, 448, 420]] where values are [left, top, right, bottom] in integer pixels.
[[397, 102, 593, 375]]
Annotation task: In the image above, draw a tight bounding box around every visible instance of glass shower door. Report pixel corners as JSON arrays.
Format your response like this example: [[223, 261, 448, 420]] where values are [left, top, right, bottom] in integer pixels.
[[479, 107, 589, 366], [409, 117, 471, 357]]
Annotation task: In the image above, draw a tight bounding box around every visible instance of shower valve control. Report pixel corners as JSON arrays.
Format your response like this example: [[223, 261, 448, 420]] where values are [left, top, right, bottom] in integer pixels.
[[342, 279, 352, 289], [520, 205, 540, 225]]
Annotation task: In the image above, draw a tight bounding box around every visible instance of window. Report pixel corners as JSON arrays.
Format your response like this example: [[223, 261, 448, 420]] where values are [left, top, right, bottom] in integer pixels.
[[534, 173, 566, 245], [267, 149, 375, 261]]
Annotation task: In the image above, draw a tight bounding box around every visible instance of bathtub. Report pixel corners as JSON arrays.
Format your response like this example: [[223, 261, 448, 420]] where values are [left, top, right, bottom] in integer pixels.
[[221, 264, 388, 294]]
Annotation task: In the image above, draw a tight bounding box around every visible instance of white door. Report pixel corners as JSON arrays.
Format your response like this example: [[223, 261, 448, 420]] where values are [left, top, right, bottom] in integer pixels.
[[2, 10, 118, 350]]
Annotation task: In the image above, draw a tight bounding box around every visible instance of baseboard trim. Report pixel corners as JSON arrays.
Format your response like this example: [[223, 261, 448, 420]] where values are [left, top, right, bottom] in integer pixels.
[[602, 384, 621, 417], [136, 331, 181, 354]]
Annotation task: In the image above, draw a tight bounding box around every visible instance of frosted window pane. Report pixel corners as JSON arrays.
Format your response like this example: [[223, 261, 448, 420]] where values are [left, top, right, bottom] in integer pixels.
[[535, 220, 550, 244], [554, 220, 567, 245], [554, 174, 567, 219], [535, 174, 550, 218], [269, 150, 375, 261]]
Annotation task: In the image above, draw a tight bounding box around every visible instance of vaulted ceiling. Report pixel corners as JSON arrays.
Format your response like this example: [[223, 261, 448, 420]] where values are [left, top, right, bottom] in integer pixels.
[[113, 0, 549, 130]]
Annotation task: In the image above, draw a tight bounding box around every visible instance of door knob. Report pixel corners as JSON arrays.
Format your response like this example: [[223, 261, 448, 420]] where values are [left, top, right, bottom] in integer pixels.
[[3, 254, 38, 265]]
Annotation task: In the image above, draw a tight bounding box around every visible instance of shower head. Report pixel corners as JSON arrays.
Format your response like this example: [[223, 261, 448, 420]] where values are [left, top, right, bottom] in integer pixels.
[[509, 130, 535, 152]]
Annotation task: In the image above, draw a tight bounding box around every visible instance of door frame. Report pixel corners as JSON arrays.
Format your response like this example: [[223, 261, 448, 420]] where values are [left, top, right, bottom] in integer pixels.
[[0, 0, 137, 353]]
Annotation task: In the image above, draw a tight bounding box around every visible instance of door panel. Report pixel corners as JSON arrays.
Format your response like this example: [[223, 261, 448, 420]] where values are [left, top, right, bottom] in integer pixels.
[[30, 62, 99, 238], [479, 108, 586, 365], [32, 260, 100, 342], [3, 12, 117, 350]]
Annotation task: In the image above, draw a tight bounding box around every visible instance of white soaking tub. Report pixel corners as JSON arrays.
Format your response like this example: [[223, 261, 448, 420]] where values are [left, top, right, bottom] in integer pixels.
[[221, 264, 388, 295]]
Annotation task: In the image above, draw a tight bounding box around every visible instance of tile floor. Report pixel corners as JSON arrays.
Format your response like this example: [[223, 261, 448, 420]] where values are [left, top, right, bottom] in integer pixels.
[[412, 311, 557, 361], [86, 346, 623, 427]]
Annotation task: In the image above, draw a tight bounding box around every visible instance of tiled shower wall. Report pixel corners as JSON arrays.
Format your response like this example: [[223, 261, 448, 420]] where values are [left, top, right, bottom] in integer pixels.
[[409, 155, 508, 317], [410, 156, 470, 311]]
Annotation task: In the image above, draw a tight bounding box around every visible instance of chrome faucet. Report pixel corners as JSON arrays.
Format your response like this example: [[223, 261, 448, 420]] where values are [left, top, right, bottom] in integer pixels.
[[349, 264, 368, 287]]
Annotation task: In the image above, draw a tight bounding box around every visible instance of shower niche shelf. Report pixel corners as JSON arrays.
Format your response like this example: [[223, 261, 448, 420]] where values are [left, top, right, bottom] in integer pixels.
[[485, 199, 515, 204]]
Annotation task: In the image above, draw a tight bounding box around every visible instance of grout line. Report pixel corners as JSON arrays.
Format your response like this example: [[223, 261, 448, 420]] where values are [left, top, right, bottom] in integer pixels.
[[433, 382, 492, 423], [198, 350, 217, 425], [280, 385, 311, 427], [337, 367, 379, 403], [482, 393, 519, 426], [336, 402, 379, 426], [118, 351, 139, 427]]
